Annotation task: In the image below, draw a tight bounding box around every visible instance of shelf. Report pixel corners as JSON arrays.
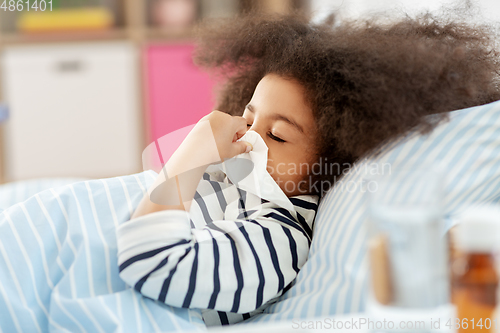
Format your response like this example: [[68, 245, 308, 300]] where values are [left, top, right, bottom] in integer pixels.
[[0, 28, 129, 45], [0, 27, 201, 46], [145, 26, 197, 43], [0, 0, 305, 47]]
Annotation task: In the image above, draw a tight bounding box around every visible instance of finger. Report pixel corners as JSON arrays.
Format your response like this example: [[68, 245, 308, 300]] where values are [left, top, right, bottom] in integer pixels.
[[231, 141, 253, 157], [233, 116, 248, 137]]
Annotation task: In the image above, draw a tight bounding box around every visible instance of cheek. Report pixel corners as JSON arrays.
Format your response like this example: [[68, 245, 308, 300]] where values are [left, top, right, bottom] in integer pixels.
[[265, 151, 281, 180], [266, 159, 275, 175], [265, 149, 310, 178]]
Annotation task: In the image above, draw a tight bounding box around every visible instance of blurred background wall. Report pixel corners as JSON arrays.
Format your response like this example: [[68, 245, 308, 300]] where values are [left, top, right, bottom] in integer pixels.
[[0, 0, 498, 183], [311, 0, 500, 22]]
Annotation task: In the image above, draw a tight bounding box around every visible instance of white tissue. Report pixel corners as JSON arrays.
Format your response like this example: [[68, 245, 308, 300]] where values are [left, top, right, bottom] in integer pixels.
[[215, 130, 297, 217]]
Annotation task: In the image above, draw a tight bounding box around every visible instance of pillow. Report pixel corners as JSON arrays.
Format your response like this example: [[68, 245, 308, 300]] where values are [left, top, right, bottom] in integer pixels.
[[245, 99, 500, 323]]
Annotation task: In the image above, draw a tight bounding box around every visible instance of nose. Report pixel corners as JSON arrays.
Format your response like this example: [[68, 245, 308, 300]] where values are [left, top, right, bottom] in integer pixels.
[[247, 120, 265, 140], [247, 125, 266, 143]]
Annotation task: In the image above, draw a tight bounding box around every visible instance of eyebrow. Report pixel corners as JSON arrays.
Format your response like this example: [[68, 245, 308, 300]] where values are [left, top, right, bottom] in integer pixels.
[[245, 104, 304, 134]]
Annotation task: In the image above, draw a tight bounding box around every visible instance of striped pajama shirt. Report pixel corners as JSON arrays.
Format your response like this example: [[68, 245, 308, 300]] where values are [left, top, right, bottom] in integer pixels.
[[116, 169, 319, 326]]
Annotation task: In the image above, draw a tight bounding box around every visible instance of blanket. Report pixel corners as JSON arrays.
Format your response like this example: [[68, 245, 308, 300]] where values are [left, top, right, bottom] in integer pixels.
[[0, 171, 205, 332]]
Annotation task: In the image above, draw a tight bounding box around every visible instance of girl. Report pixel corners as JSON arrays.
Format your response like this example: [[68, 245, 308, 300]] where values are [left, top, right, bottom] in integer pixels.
[[1, 9, 499, 332], [117, 75, 321, 326], [117, 10, 500, 327]]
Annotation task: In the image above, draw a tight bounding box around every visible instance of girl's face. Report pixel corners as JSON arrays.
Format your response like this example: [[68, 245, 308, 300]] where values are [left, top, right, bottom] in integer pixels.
[[243, 74, 317, 196]]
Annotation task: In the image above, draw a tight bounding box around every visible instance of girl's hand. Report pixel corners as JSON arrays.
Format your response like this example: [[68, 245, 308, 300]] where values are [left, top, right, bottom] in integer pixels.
[[200, 110, 253, 161], [131, 111, 254, 217], [166, 111, 252, 178]]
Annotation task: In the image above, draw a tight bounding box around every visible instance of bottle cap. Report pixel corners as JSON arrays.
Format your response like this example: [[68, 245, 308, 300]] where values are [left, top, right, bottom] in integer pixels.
[[455, 205, 500, 252]]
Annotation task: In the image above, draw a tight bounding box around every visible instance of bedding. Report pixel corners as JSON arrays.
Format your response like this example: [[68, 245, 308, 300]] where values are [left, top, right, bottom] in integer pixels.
[[245, 100, 500, 324], [0, 171, 205, 332], [0, 177, 86, 212], [2, 100, 500, 331]]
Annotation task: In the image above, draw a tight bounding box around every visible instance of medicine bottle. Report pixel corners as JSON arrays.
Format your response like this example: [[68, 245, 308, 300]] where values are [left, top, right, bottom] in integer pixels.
[[452, 206, 500, 333]]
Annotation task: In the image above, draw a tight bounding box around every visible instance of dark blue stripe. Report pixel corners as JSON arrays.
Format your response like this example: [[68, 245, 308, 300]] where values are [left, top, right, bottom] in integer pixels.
[[263, 212, 311, 245], [182, 242, 199, 307], [158, 247, 192, 303], [203, 173, 210, 181], [134, 256, 170, 292], [237, 209, 257, 219], [194, 191, 213, 223], [295, 211, 313, 239], [119, 239, 189, 272], [218, 311, 229, 325], [282, 281, 294, 294], [207, 179, 228, 212], [289, 197, 318, 211], [237, 188, 248, 218], [261, 198, 269, 204], [207, 222, 244, 312], [239, 188, 247, 203], [272, 207, 297, 222], [207, 229, 221, 309], [281, 226, 299, 273], [262, 226, 284, 292], [248, 219, 285, 292], [273, 207, 313, 239], [242, 313, 251, 320], [236, 221, 265, 309]]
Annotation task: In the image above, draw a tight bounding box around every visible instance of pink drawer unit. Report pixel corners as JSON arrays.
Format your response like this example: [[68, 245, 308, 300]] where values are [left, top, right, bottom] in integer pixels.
[[144, 43, 217, 171], [145, 43, 216, 141]]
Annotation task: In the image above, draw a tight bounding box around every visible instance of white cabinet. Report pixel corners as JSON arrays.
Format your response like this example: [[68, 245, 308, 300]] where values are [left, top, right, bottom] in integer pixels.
[[1, 42, 142, 181]]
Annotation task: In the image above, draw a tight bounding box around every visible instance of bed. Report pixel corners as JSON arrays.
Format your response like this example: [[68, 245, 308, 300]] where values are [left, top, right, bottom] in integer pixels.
[[0, 100, 499, 332]]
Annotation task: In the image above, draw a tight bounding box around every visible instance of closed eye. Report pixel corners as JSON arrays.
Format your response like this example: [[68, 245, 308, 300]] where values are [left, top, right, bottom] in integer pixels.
[[246, 124, 286, 143], [268, 132, 286, 143]]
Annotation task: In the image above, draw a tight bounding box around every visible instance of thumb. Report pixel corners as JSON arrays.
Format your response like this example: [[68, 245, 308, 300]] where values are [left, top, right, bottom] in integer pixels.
[[232, 141, 253, 156]]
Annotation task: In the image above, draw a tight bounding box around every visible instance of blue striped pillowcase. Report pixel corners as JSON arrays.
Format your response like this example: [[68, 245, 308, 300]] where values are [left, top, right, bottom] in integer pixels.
[[246, 100, 500, 323]]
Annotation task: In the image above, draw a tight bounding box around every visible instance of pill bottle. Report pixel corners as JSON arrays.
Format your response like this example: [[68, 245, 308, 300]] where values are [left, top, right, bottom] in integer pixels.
[[452, 206, 500, 333]]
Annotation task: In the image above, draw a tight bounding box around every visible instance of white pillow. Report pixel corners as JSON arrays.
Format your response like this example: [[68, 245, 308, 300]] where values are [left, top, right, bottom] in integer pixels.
[[246, 100, 500, 323]]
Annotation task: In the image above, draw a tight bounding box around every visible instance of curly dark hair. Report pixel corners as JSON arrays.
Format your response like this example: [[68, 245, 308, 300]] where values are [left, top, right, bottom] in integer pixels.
[[193, 10, 500, 196]]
